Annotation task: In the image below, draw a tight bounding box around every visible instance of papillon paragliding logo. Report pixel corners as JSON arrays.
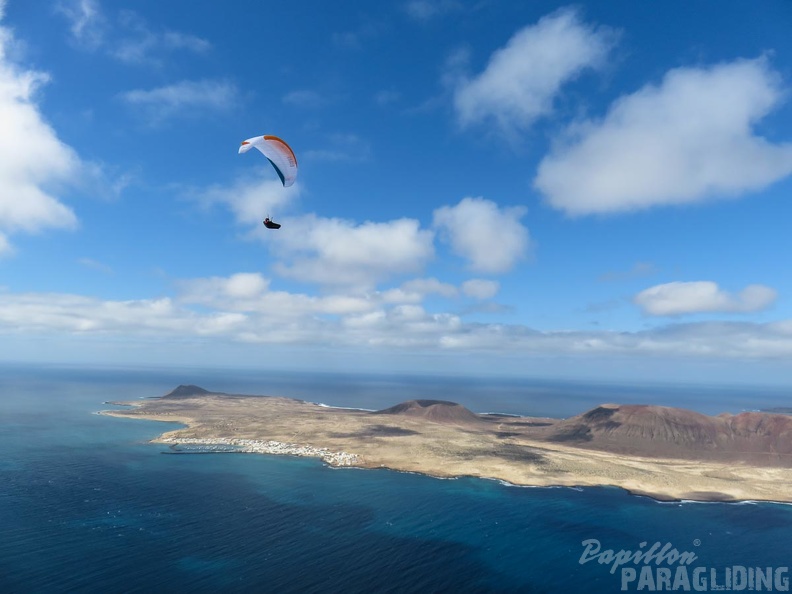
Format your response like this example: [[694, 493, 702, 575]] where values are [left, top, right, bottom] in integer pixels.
[[579, 538, 790, 592]]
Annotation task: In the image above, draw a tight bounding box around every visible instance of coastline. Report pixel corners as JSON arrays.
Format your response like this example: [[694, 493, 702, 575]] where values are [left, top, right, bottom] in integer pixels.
[[100, 392, 792, 504]]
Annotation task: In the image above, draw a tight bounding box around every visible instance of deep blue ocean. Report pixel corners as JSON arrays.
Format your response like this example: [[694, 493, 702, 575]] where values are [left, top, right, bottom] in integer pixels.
[[2, 364, 792, 593]]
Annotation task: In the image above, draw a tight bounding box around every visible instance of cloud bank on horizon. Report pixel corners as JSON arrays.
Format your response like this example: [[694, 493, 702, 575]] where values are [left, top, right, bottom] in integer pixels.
[[1, 0, 792, 381]]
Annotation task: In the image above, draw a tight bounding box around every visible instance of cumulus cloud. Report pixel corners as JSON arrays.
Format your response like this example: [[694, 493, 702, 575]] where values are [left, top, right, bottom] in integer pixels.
[[400, 277, 458, 299], [177, 273, 374, 317], [374, 277, 459, 305], [452, 7, 615, 134], [342, 305, 464, 347], [433, 197, 530, 273], [536, 57, 792, 215], [198, 175, 299, 227], [272, 215, 435, 288], [120, 79, 239, 123], [216, 272, 270, 299], [177, 273, 471, 322], [462, 279, 500, 300], [0, 10, 80, 253], [634, 281, 777, 316], [197, 176, 432, 289]]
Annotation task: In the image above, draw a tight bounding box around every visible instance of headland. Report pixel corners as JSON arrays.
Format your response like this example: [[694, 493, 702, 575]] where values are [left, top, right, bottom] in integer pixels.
[[101, 385, 792, 503]]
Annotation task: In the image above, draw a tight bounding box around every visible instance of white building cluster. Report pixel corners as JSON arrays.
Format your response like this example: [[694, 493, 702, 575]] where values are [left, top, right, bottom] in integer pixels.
[[161, 437, 360, 466]]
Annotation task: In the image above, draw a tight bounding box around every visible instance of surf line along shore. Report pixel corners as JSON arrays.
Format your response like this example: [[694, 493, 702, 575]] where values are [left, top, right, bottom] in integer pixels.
[[100, 384, 792, 503]]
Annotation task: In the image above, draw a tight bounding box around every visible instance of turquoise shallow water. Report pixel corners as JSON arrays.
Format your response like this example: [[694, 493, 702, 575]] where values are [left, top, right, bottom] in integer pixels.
[[1, 365, 791, 593]]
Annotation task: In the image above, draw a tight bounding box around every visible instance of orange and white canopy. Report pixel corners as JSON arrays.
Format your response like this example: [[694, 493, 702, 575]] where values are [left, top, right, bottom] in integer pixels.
[[238, 135, 298, 187]]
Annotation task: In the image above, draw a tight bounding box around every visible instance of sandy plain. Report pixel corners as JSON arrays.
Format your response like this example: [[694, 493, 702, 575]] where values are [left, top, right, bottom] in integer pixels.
[[101, 393, 792, 503]]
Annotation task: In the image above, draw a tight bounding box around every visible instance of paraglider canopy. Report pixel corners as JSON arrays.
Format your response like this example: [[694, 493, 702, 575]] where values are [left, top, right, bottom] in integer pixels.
[[239, 135, 298, 187]]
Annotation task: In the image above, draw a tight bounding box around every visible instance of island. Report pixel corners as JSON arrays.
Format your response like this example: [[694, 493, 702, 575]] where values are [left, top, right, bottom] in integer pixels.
[[101, 385, 792, 503]]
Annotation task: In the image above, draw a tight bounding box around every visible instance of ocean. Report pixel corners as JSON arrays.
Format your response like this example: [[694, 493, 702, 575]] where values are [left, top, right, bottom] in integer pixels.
[[2, 364, 792, 593]]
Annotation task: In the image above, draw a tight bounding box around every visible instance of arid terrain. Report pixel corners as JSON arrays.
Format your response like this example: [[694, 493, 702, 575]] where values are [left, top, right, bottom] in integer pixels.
[[101, 385, 792, 503]]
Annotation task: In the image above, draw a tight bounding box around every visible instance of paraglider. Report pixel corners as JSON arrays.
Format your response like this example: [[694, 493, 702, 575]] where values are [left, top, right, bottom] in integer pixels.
[[239, 134, 296, 230], [238, 135, 298, 187], [263, 217, 281, 230]]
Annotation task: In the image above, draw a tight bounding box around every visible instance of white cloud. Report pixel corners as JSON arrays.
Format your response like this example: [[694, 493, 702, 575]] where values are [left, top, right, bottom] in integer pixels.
[[400, 277, 458, 299], [197, 178, 432, 289], [536, 58, 792, 215], [0, 12, 80, 252], [120, 79, 239, 123], [272, 215, 435, 288], [56, 0, 105, 49], [0, 291, 248, 336], [198, 175, 299, 228], [634, 281, 777, 316], [177, 273, 374, 317], [3, 286, 792, 361], [222, 272, 270, 299], [375, 288, 423, 304], [375, 277, 459, 305], [58, 3, 210, 64], [453, 8, 615, 134], [113, 29, 210, 65], [342, 305, 464, 347], [433, 197, 530, 273], [462, 279, 500, 300]]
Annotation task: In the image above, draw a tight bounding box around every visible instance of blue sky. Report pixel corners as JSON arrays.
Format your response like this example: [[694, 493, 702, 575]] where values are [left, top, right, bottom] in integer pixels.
[[2, 0, 792, 384]]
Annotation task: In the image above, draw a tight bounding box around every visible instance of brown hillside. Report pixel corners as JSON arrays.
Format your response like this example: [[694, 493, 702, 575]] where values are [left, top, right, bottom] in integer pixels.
[[162, 385, 214, 398], [374, 399, 483, 426], [539, 403, 792, 465]]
